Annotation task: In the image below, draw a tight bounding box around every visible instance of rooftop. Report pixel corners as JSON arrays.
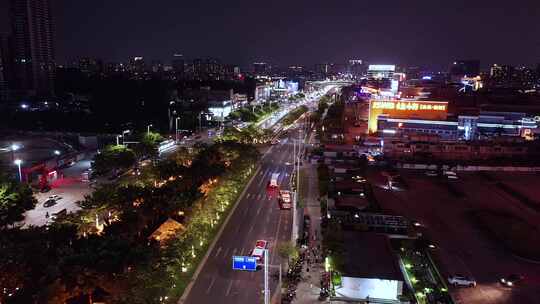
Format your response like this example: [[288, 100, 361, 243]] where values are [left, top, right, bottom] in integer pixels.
[[342, 232, 404, 282]]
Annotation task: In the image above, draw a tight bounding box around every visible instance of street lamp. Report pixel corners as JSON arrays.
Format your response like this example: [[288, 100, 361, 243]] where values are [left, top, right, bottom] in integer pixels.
[[14, 159, 23, 182], [147, 124, 153, 135], [116, 135, 122, 146], [175, 117, 180, 143], [53, 150, 61, 155], [11, 143, 20, 161]]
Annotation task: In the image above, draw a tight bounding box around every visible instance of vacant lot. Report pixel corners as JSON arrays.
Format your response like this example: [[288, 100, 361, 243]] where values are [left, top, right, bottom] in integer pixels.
[[472, 210, 540, 261], [366, 168, 540, 304]]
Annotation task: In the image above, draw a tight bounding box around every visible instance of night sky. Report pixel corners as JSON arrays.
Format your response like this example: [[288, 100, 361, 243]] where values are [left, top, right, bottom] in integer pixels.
[[1, 0, 539, 69]]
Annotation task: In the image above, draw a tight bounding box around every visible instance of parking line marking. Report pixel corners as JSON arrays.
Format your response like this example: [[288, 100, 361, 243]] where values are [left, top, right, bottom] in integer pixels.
[[214, 246, 222, 258], [225, 280, 234, 296], [206, 277, 216, 294]]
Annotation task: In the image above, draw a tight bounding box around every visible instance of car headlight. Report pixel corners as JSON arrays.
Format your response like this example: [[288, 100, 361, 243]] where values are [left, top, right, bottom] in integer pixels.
[[500, 278, 506, 283], [507, 282, 513, 286]]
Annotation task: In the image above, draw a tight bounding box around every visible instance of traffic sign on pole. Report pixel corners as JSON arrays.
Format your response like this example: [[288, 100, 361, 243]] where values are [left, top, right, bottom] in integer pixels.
[[232, 256, 257, 271]]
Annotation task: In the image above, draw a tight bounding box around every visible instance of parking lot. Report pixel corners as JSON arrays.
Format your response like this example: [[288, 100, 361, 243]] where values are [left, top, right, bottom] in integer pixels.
[[23, 160, 92, 227], [366, 168, 540, 304]]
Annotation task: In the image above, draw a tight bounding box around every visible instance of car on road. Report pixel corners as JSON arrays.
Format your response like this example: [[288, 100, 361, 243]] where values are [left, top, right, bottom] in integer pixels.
[[425, 170, 438, 177], [500, 274, 524, 287], [255, 240, 268, 249], [43, 199, 57, 208], [251, 240, 269, 262], [444, 171, 459, 180], [448, 275, 477, 287]]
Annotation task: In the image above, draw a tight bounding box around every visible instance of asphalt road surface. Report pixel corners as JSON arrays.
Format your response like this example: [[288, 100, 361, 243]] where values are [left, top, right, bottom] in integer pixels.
[[182, 130, 299, 304]]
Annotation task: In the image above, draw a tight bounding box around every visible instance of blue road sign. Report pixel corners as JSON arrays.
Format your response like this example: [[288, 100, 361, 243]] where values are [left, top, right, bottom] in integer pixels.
[[232, 256, 257, 271]]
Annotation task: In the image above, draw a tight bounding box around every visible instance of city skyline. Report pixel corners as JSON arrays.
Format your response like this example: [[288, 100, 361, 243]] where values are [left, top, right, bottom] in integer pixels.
[[1, 0, 539, 68]]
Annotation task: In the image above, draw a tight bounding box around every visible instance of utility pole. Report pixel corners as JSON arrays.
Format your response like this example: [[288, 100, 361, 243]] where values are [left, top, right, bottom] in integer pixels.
[[264, 249, 270, 304], [175, 117, 180, 143], [292, 137, 297, 242], [198, 112, 203, 132]]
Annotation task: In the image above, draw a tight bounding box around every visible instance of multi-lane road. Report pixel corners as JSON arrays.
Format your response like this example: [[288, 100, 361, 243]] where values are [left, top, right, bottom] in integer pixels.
[[181, 129, 301, 304]]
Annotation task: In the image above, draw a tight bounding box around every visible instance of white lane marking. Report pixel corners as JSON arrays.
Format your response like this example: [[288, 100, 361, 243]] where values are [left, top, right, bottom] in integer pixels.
[[246, 193, 251, 198], [272, 214, 283, 264], [206, 277, 216, 294], [256, 203, 263, 216], [214, 246, 222, 258], [223, 247, 230, 258], [225, 280, 234, 296], [257, 169, 270, 186]]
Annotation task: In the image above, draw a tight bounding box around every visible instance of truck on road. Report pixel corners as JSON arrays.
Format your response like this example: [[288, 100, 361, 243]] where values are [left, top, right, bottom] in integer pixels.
[[269, 173, 280, 188]]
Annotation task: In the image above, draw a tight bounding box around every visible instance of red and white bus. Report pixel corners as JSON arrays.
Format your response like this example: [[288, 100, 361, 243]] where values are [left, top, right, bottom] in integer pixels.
[[278, 190, 292, 210]]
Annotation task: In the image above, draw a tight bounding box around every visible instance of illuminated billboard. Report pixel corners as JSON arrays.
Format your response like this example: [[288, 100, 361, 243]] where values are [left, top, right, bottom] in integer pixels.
[[368, 65, 396, 71], [368, 100, 449, 133]]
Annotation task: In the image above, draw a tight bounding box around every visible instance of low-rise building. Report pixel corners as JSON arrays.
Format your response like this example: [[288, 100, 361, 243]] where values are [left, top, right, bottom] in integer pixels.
[[333, 232, 405, 303], [383, 134, 534, 161]]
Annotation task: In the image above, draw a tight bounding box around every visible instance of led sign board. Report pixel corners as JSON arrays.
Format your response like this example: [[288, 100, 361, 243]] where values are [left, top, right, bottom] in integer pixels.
[[368, 100, 449, 133]]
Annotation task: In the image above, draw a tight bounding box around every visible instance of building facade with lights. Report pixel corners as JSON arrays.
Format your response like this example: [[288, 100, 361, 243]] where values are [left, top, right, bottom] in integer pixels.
[[369, 100, 538, 140], [367, 65, 395, 80]]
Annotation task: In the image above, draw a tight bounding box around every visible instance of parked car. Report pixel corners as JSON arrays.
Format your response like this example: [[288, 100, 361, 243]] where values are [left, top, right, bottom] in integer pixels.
[[51, 208, 67, 220], [500, 274, 524, 287], [48, 195, 61, 201], [444, 171, 459, 180], [425, 170, 438, 177], [448, 275, 477, 287], [43, 199, 57, 208]]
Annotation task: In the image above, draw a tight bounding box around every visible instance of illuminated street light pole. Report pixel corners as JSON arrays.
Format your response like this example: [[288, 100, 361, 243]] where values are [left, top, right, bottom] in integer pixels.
[[175, 117, 180, 143], [147, 124, 153, 135], [11, 143, 19, 162], [14, 159, 23, 182], [292, 138, 297, 242], [264, 249, 269, 304], [116, 135, 122, 146], [122, 130, 130, 146]]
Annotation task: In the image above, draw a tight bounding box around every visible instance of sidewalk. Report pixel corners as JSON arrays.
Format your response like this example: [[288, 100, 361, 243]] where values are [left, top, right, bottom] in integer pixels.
[[293, 163, 325, 304]]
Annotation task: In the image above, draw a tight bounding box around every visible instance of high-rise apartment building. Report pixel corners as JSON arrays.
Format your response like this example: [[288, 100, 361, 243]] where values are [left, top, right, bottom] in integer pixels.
[[0, 36, 11, 102], [348, 59, 364, 78], [172, 53, 184, 78], [10, 0, 55, 97], [490, 64, 514, 83], [253, 62, 268, 76]]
